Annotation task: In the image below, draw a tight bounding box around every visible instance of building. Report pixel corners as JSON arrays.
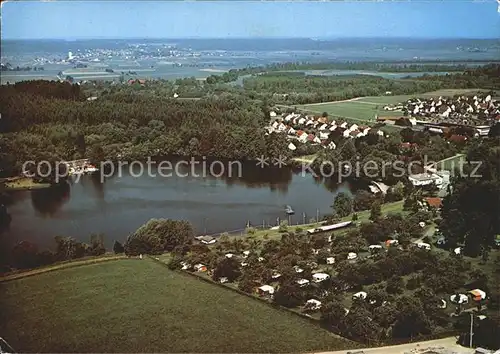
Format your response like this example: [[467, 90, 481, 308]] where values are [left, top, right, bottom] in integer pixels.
[[424, 197, 443, 209], [408, 173, 443, 187]]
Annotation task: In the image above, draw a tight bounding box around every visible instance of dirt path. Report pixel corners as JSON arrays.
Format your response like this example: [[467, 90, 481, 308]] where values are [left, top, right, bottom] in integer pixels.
[[311, 337, 473, 354], [0, 255, 127, 282]]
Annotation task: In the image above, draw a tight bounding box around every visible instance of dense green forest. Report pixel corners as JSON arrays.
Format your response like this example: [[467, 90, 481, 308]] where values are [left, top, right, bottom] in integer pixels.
[[1, 64, 499, 178], [204, 60, 500, 84]]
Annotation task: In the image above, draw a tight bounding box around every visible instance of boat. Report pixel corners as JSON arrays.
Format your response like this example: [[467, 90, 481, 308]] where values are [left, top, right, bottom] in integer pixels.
[[285, 205, 294, 215]]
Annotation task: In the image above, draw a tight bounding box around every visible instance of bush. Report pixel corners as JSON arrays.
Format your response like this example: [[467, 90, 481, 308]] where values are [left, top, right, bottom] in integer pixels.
[[278, 221, 288, 233], [113, 240, 125, 254], [246, 227, 256, 235]]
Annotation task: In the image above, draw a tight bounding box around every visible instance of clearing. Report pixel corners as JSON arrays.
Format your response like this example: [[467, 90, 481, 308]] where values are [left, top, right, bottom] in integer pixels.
[[0, 258, 355, 353]]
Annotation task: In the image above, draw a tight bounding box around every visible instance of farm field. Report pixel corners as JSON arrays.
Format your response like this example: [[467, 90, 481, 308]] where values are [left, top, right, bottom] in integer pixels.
[[0, 258, 355, 353]]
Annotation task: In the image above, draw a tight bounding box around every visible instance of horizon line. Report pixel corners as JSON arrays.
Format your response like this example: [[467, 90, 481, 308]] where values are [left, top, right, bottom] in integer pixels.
[[2, 36, 500, 40]]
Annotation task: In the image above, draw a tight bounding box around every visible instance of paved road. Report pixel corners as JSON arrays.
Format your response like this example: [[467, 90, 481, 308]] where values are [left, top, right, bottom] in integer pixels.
[[312, 337, 474, 354]]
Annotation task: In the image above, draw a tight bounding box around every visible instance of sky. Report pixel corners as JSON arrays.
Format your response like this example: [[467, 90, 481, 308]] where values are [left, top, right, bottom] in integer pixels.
[[1, 1, 500, 40]]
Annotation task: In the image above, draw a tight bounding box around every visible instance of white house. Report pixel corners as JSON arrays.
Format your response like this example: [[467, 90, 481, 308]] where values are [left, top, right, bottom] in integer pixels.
[[313, 136, 322, 144], [408, 173, 443, 187], [298, 133, 308, 143], [319, 123, 328, 131], [194, 264, 207, 272], [319, 131, 330, 140], [225, 253, 234, 258], [353, 291, 367, 300], [305, 299, 322, 310], [288, 142, 297, 151], [298, 117, 306, 125], [349, 124, 359, 131], [219, 277, 228, 283], [242, 250, 250, 258], [326, 141, 336, 150], [278, 123, 287, 132], [312, 273, 330, 283], [287, 127, 296, 135], [181, 261, 191, 270], [343, 130, 351, 138], [284, 114, 294, 122], [271, 121, 279, 130], [454, 247, 462, 255], [326, 257, 335, 265], [270, 111, 277, 118], [329, 124, 338, 131], [340, 122, 348, 129], [271, 272, 281, 279], [305, 119, 315, 126]]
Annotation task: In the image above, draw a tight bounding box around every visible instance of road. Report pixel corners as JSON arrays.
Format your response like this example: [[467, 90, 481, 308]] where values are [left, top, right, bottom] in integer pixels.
[[312, 337, 474, 354]]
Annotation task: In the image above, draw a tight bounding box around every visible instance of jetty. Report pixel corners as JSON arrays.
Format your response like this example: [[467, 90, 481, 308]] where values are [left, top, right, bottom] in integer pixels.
[[306, 221, 352, 234]]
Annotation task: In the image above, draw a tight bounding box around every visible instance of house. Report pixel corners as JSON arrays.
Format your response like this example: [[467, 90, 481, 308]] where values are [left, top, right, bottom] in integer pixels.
[[326, 141, 336, 150], [343, 129, 351, 138], [317, 117, 328, 124], [242, 250, 250, 258], [180, 261, 191, 270], [319, 123, 328, 131], [297, 131, 308, 143], [312, 273, 330, 283], [225, 253, 234, 258], [340, 122, 348, 129], [296, 279, 310, 287], [305, 119, 315, 126], [329, 124, 338, 131], [319, 131, 330, 140], [454, 247, 462, 255], [349, 124, 359, 131], [409, 173, 443, 187], [353, 291, 367, 300], [313, 136, 322, 144], [326, 257, 335, 265], [270, 111, 277, 118], [305, 299, 322, 310], [298, 117, 306, 125], [306, 134, 315, 142], [219, 277, 228, 283], [287, 127, 296, 135], [288, 142, 297, 151], [424, 197, 443, 209], [258, 285, 275, 296], [194, 264, 207, 272]]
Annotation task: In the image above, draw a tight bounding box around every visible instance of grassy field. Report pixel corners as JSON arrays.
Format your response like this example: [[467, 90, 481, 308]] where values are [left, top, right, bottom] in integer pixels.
[[0, 258, 355, 353], [3, 177, 51, 191]]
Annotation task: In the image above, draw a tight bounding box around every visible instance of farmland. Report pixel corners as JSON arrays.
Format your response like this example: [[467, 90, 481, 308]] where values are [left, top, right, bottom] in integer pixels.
[[0, 258, 355, 353]]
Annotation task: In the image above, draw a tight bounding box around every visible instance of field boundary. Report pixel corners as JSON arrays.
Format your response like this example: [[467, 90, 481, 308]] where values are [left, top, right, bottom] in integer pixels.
[[0, 254, 128, 283], [146, 255, 361, 348]]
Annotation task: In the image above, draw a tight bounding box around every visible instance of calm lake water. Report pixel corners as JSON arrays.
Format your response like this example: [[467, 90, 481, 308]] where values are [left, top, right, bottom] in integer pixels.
[[1, 161, 353, 250]]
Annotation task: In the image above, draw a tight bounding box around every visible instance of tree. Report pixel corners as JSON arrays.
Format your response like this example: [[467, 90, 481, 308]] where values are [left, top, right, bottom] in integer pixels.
[[212, 257, 241, 282], [386, 276, 405, 294], [369, 200, 382, 221], [320, 299, 346, 332], [88, 233, 106, 256], [332, 192, 353, 218], [113, 240, 125, 254], [353, 190, 376, 212], [392, 296, 432, 339], [124, 218, 194, 256], [274, 280, 304, 308], [343, 306, 380, 342]]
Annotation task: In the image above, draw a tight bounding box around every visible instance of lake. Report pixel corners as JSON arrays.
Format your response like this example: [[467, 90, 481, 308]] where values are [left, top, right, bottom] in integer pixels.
[[1, 161, 353, 250]]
